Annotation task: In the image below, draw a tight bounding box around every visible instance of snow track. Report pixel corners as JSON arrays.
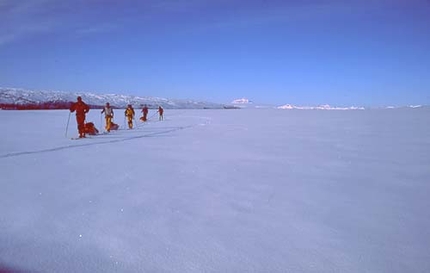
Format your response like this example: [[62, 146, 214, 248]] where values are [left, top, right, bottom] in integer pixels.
[[0, 113, 210, 159]]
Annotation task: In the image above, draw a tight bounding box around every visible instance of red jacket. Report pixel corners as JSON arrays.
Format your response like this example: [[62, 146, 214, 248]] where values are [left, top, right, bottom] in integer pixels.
[[70, 101, 89, 116]]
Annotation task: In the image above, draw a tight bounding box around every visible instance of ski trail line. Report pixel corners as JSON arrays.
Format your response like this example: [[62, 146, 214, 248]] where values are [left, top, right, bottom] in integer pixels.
[[0, 124, 195, 159]]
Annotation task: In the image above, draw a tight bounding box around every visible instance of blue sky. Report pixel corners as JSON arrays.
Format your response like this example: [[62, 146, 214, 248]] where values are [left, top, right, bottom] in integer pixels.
[[1, 0, 429, 106]]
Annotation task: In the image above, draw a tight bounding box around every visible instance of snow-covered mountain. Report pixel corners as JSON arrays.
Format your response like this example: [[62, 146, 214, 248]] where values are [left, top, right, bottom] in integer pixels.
[[277, 104, 365, 110], [235, 99, 428, 110], [231, 98, 367, 110], [231, 98, 252, 104], [231, 98, 275, 109], [0, 87, 228, 109], [2, 88, 427, 110], [382, 105, 427, 110]]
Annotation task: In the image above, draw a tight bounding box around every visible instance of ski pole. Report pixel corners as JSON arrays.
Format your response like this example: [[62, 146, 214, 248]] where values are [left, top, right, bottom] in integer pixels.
[[65, 111, 71, 138], [100, 113, 103, 131], [148, 112, 157, 120]]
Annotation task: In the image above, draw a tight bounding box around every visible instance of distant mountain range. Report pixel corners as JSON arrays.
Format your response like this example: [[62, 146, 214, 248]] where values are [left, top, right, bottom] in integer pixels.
[[277, 104, 365, 110], [0, 88, 234, 110], [0, 88, 427, 110], [231, 98, 427, 110], [277, 103, 427, 110]]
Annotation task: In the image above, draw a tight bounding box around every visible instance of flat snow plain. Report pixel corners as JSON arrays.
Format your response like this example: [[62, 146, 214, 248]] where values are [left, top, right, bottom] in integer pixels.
[[1, 108, 429, 272]]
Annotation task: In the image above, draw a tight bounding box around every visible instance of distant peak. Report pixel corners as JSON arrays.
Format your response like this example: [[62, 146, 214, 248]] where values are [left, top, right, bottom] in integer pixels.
[[232, 98, 252, 104]]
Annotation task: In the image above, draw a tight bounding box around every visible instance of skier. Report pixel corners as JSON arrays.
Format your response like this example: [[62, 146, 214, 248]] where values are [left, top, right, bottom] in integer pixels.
[[101, 102, 114, 132], [141, 104, 149, 122], [69, 96, 90, 138], [124, 104, 135, 129], [157, 106, 164, 121]]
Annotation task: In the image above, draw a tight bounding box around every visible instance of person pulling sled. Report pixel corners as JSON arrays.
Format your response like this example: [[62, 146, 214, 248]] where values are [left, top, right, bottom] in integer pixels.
[[101, 102, 114, 132], [69, 96, 90, 138], [140, 104, 149, 122], [157, 106, 164, 121], [124, 104, 135, 129]]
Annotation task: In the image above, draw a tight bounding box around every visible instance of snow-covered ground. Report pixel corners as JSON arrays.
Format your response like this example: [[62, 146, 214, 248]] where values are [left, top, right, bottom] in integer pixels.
[[1, 108, 429, 273]]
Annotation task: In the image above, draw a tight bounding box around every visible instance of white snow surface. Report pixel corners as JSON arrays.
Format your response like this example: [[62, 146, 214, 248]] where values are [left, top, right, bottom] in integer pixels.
[[1, 108, 430, 273]]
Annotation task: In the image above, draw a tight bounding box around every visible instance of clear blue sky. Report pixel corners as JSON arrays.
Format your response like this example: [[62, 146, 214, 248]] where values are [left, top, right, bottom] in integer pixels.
[[1, 0, 429, 106]]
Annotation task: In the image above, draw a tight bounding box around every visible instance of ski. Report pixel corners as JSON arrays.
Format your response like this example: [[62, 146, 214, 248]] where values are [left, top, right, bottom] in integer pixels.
[[71, 136, 91, 140]]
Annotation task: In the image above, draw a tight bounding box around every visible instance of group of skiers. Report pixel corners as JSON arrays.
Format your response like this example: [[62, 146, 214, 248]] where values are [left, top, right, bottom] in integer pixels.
[[69, 96, 164, 138]]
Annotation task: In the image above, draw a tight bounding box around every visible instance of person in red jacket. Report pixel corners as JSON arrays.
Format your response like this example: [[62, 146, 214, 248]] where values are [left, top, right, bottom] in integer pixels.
[[157, 106, 164, 121], [69, 96, 90, 138], [141, 104, 149, 121]]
